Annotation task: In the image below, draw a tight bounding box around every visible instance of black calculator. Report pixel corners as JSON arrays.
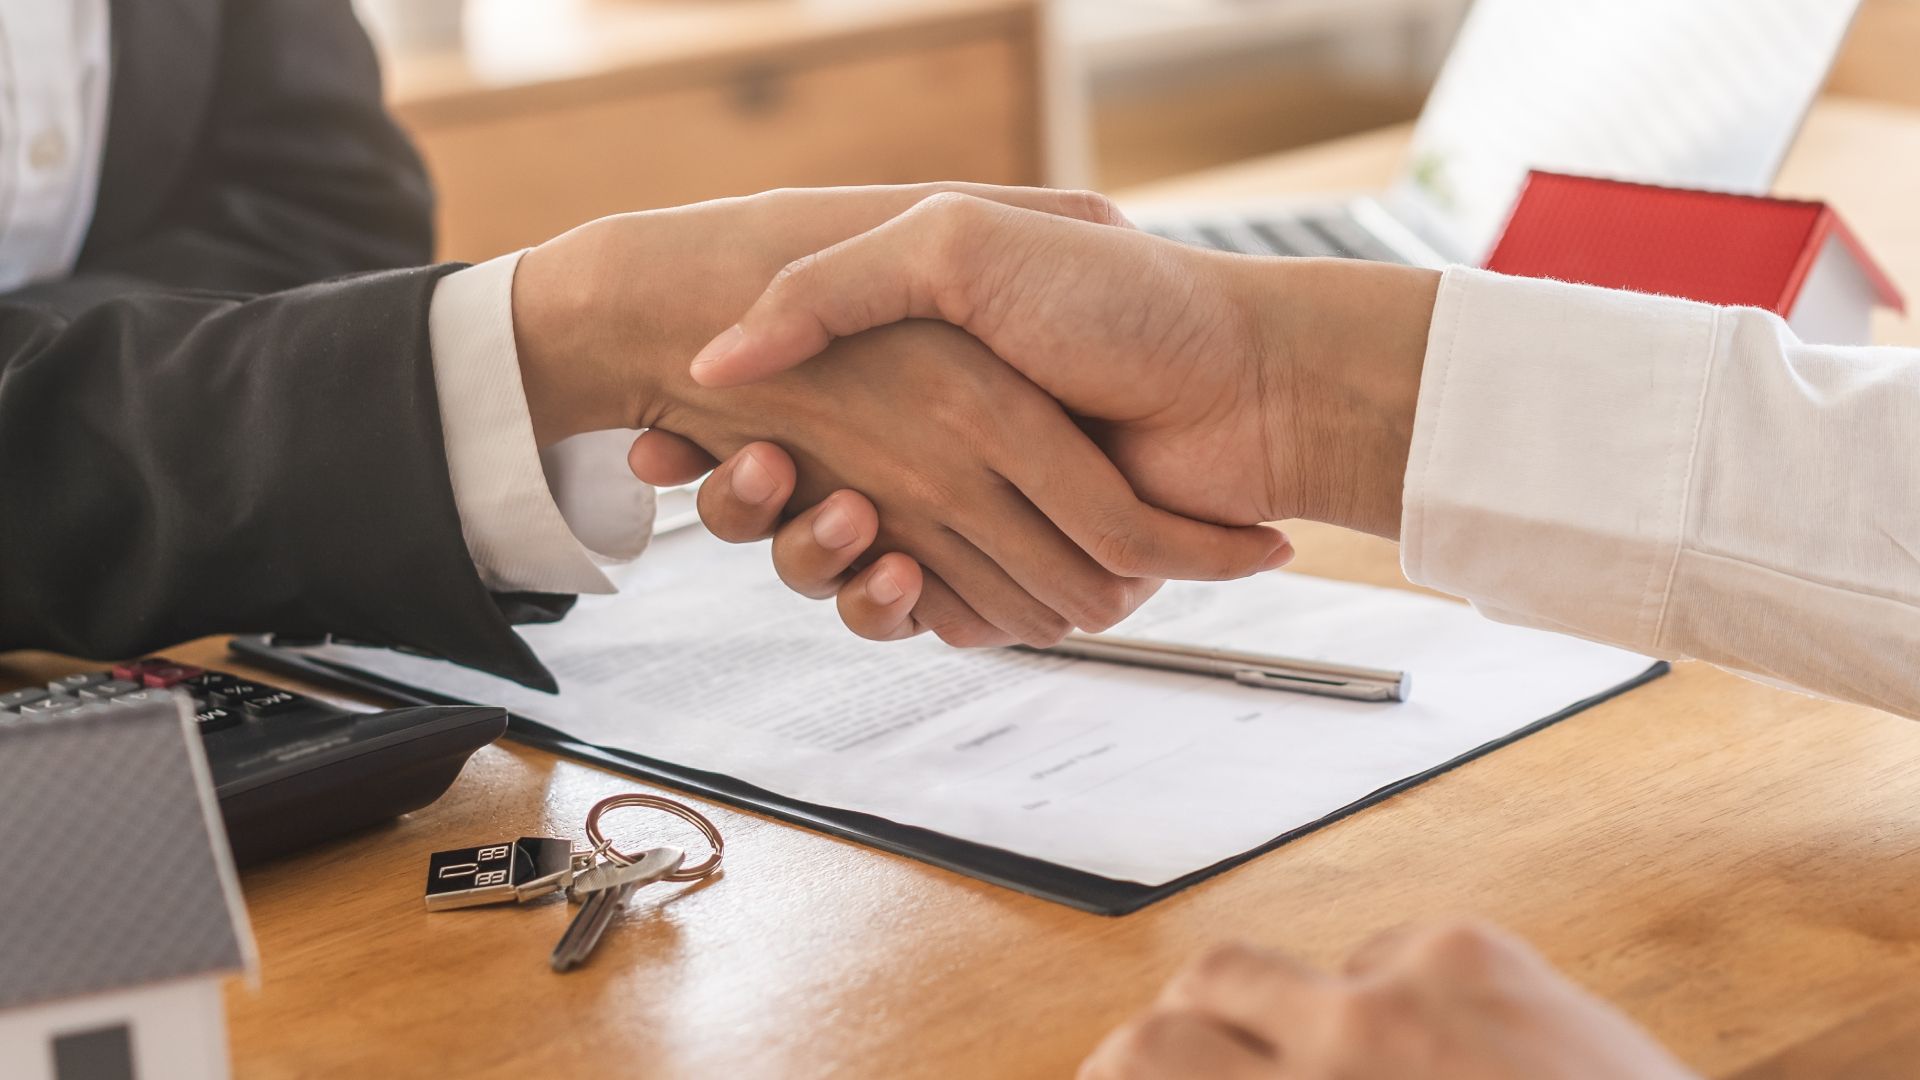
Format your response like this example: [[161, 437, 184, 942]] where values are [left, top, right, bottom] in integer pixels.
[[0, 657, 506, 865]]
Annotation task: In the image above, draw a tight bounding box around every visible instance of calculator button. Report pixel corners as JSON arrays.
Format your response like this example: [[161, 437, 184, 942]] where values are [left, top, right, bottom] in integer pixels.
[[110, 689, 175, 709], [240, 691, 304, 718], [0, 687, 50, 711], [183, 672, 237, 693], [141, 664, 203, 689], [79, 679, 142, 701], [20, 696, 82, 715], [205, 682, 265, 706], [110, 658, 169, 682], [47, 672, 110, 695], [193, 706, 242, 733]]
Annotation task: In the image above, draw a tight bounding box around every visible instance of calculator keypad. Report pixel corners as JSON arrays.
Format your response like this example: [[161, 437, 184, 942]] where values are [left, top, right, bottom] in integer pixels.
[[1, 656, 316, 736]]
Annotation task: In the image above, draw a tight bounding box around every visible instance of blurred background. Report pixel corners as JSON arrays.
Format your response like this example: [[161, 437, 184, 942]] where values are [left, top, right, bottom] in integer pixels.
[[350, 0, 1920, 263]]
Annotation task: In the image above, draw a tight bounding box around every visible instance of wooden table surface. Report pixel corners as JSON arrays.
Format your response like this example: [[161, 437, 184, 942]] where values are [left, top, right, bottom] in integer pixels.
[[5, 96, 1919, 1079]]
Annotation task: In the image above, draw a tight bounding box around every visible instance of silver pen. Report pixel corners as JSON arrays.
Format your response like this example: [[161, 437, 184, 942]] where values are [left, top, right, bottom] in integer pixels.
[[1025, 633, 1410, 703]]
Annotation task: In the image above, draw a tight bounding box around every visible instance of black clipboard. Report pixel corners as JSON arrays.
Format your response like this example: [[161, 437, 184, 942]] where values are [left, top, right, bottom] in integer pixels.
[[232, 634, 1667, 916]]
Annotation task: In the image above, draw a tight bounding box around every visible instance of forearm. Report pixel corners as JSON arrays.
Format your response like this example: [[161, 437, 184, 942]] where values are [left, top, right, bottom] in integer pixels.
[[1268, 263, 1920, 719]]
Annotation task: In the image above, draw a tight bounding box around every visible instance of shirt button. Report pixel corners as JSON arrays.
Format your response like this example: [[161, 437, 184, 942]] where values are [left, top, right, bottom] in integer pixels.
[[28, 129, 68, 172]]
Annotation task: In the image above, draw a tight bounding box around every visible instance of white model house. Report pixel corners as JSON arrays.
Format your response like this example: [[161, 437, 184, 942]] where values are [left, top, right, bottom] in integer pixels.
[[1484, 170, 1905, 346], [0, 695, 254, 1080]]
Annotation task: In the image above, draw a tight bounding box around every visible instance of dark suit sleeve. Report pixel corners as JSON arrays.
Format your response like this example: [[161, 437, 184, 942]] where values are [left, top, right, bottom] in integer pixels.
[[0, 269, 565, 691], [81, 0, 436, 291]]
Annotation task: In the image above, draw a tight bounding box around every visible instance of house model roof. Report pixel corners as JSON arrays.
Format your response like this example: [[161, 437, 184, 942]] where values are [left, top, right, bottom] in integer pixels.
[[1483, 170, 1905, 315], [0, 698, 253, 1010]]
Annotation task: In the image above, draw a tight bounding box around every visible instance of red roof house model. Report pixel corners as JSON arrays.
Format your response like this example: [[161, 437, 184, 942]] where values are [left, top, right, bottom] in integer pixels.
[[1484, 171, 1904, 346]]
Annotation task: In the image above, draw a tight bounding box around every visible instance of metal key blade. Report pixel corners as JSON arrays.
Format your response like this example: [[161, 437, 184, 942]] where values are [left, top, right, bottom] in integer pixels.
[[549, 847, 685, 973], [551, 887, 625, 973]]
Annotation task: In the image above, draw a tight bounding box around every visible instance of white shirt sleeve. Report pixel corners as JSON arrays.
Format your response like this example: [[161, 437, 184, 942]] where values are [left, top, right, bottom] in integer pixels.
[[1402, 267, 1920, 720], [428, 251, 656, 596]]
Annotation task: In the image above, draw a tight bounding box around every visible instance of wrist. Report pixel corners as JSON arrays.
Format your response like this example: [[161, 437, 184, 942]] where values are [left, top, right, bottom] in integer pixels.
[[510, 230, 671, 446], [1241, 258, 1438, 539]]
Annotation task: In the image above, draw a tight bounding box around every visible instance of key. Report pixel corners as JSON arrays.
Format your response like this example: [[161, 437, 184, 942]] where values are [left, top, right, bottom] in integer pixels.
[[550, 847, 685, 973], [47, 672, 110, 695], [111, 658, 175, 682], [238, 690, 304, 718], [110, 689, 175, 709], [141, 664, 204, 689], [424, 837, 591, 912], [0, 687, 50, 712], [78, 679, 141, 701], [20, 695, 82, 715], [192, 705, 242, 733]]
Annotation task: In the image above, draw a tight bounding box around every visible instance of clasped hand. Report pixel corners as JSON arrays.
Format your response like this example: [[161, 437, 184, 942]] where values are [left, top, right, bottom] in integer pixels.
[[622, 187, 1438, 643], [513, 185, 1293, 647]]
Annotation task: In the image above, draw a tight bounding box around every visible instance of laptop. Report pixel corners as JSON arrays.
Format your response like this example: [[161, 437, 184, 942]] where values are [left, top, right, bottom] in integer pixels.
[[1130, 0, 1864, 267]]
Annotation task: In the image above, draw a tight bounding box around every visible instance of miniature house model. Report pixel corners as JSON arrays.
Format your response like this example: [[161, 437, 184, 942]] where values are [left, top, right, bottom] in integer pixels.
[[1484, 170, 1905, 345], [0, 697, 254, 1080]]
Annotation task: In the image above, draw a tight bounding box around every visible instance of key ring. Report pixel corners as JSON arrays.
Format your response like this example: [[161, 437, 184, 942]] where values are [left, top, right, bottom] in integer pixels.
[[584, 793, 723, 882]]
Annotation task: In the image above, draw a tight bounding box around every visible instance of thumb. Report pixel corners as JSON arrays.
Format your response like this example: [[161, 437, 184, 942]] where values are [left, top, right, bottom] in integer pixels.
[[689, 192, 1039, 388]]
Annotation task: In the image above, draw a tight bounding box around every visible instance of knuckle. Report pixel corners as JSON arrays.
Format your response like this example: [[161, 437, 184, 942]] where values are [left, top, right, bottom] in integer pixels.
[[1020, 612, 1072, 649], [1187, 941, 1270, 987], [913, 188, 988, 222], [1064, 188, 1127, 227], [916, 598, 1002, 648], [897, 468, 966, 518], [929, 619, 1002, 649], [991, 603, 1069, 650], [1090, 523, 1156, 579], [1412, 919, 1507, 980], [913, 192, 990, 281], [1073, 578, 1136, 633], [1123, 1011, 1192, 1062], [767, 250, 824, 296], [1332, 983, 1414, 1044]]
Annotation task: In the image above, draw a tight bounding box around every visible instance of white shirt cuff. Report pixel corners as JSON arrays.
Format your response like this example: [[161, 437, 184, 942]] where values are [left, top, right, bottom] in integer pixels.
[[1399, 266, 1719, 649], [429, 251, 655, 596]]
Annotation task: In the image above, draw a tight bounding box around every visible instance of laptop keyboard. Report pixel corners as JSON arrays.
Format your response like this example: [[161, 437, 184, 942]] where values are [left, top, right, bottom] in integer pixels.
[[1146, 209, 1406, 264]]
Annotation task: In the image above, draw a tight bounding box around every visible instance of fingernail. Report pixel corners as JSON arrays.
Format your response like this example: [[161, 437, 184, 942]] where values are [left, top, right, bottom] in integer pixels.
[[1259, 540, 1296, 572], [731, 452, 778, 504], [812, 504, 859, 549], [867, 567, 905, 606], [691, 325, 744, 372]]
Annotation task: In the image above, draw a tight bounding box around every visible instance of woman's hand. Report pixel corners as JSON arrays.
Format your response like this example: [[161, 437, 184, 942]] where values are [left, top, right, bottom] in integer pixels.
[[1082, 921, 1697, 1080], [683, 192, 1439, 538]]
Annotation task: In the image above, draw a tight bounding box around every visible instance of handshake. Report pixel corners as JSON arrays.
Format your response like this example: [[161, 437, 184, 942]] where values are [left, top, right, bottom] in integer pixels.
[[512, 184, 1442, 645]]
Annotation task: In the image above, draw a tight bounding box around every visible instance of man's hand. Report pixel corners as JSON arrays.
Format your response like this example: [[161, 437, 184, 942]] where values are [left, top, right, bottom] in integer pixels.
[[1081, 921, 1697, 1080], [634, 442, 945, 639], [509, 186, 1286, 645]]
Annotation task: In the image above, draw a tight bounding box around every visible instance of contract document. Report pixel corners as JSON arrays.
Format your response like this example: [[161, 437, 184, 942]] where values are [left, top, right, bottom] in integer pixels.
[[297, 527, 1658, 888]]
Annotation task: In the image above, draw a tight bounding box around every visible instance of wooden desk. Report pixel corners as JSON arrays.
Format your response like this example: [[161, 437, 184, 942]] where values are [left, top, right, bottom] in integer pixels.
[[5, 96, 1919, 1079], [374, 0, 1047, 262]]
